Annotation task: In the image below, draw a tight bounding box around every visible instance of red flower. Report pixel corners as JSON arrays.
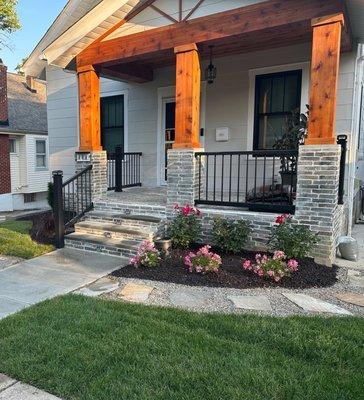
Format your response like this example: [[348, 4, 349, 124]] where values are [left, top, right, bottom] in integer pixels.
[[275, 214, 292, 225]]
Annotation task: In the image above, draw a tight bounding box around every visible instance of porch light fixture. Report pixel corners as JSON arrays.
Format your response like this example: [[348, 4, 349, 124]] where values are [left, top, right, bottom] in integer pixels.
[[205, 46, 217, 84]]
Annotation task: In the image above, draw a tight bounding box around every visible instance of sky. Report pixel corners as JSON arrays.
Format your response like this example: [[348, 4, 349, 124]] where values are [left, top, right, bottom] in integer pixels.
[[1, 0, 66, 72]]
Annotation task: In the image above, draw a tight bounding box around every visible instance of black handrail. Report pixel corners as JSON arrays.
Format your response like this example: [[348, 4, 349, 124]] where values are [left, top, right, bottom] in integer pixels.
[[107, 147, 142, 191], [337, 135, 347, 205], [195, 150, 298, 213], [52, 165, 93, 248]]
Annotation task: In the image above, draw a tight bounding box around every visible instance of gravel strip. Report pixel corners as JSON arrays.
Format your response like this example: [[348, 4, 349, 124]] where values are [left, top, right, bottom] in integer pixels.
[[0, 255, 23, 271], [104, 266, 364, 317]]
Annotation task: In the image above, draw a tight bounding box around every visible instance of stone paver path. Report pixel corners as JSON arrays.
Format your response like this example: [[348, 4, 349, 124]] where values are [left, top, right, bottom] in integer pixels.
[[0, 374, 62, 400], [283, 293, 352, 315], [228, 295, 272, 311], [347, 269, 364, 288], [336, 292, 364, 307], [0, 248, 126, 319], [75, 277, 120, 297], [169, 289, 210, 309], [118, 283, 154, 302]]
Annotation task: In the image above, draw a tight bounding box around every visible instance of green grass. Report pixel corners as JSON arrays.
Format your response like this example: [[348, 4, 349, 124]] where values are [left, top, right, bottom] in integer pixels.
[[0, 220, 54, 259], [0, 295, 363, 400]]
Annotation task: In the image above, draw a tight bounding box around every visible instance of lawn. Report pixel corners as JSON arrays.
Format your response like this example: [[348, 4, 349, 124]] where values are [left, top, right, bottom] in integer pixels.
[[0, 295, 363, 400], [0, 220, 54, 259]]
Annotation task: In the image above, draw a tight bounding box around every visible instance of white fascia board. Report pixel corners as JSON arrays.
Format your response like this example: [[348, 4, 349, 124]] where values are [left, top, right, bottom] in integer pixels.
[[43, 0, 130, 66]]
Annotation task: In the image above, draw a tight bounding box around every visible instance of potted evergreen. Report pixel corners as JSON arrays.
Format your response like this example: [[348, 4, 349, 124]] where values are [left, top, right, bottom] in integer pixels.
[[273, 106, 308, 186]]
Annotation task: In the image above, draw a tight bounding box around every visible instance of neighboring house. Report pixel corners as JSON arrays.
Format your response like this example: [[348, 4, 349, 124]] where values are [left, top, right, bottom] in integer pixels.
[[24, 0, 364, 265], [0, 60, 49, 211]]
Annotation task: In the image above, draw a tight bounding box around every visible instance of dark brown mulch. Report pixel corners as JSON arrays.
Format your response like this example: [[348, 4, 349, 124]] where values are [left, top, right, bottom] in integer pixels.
[[112, 248, 339, 289], [18, 211, 55, 245]]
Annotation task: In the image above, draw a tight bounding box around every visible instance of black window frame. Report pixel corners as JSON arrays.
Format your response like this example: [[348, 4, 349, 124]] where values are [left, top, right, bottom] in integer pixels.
[[253, 69, 302, 150]]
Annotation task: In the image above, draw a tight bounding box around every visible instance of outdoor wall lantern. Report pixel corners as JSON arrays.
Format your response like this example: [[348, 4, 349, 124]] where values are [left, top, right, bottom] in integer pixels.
[[205, 46, 217, 84]]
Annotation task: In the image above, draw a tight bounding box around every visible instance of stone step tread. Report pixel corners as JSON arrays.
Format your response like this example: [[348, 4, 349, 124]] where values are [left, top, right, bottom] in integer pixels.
[[88, 210, 162, 224], [65, 232, 142, 250], [76, 220, 153, 237]]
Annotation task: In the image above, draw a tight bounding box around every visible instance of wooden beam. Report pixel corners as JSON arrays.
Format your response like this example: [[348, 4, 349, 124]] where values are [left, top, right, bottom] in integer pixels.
[[77, 0, 347, 68], [174, 44, 201, 149], [97, 63, 154, 83], [306, 14, 344, 145], [77, 65, 102, 151]]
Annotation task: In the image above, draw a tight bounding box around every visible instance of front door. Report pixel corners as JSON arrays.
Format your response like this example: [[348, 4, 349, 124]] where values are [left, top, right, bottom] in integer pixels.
[[101, 95, 124, 156], [162, 99, 176, 183]]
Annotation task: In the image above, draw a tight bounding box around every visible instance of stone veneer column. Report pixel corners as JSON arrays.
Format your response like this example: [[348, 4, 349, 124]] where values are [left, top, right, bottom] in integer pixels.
[[295, 144, 342, 266], [75, 151, 107, 201], [166, 149, 203, 218]]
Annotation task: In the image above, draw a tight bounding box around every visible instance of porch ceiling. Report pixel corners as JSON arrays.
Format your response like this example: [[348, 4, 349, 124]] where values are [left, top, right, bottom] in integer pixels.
[[76, 0, 352, 75]]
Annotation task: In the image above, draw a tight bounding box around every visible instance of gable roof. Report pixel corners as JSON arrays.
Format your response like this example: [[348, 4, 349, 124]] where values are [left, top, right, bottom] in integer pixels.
[[0, 73, 47, 135]]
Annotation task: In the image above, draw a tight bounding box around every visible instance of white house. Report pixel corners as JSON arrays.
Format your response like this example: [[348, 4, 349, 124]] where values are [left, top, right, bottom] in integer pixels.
[[0, 60, 50, 212], [23, 0, 364, 265]]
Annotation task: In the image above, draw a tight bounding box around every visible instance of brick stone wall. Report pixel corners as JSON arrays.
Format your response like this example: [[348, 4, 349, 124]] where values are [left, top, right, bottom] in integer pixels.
[[0, 135, 11, 194], [295, 144, 342, 265], [75, 151, 107, 201], [0, 60, 8, 125]]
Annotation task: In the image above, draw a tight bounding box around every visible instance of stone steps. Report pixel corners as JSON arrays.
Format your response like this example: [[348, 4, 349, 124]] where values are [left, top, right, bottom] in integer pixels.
[[75, 220, 154, 241], [93, 199, 166, 219], [65, 232, 142, 258]]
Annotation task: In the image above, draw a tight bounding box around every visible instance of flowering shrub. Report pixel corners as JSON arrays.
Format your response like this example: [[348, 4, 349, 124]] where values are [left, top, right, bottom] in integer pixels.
[[130, 240, 161, 268], [243, 251, 298, 282], [184, 245, 222, 274], [269, 214, 317, 259], [167, 204, 202, 249]]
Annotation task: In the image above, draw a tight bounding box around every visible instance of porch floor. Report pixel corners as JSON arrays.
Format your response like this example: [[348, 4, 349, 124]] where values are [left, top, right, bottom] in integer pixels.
[[106, 187, 167, 207]]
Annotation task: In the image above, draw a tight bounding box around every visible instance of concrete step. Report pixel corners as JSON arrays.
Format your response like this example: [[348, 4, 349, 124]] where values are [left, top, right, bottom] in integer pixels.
[[75, 220, 154, 241], [64, 232, 141, 258], [93, 200, 166, 219]]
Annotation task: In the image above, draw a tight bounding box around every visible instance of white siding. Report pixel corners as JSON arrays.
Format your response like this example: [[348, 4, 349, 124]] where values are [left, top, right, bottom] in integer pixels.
[[25, 135, 50, 193]]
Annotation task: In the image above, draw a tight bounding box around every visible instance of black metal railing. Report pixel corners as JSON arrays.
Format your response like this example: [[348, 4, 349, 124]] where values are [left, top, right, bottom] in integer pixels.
[[107, 146, 142, 191], [52, 166, 93, 248], [195, 150, 298, 213], [337, 135, 347, 205]]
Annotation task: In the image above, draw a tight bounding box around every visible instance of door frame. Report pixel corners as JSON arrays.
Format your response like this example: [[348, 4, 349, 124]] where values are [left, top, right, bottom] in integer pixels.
[[157, 83, 206, 186], [100, 89, 129, 153]]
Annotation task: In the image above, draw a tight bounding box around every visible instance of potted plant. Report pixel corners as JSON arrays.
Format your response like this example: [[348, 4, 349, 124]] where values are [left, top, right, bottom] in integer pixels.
[[273, 107, 308, 186]]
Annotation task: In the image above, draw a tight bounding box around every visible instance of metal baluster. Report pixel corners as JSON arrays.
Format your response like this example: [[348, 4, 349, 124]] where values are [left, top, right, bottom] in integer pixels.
[[213, 155, 216, 202], [254, 155, 257, 200], [205, 155, 209, 201], [237, 154, 241, 203], [229, 154, 232, 202], [245, 154, 249, 202], [198, 155, 201, 201], [262, 155, 266, 203], [221, 154, 224, 202]]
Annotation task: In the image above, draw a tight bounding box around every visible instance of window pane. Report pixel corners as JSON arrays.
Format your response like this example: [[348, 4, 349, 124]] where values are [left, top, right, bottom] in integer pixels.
[[36, 140, 46, 154], [271, 76, 284, 112], [258, 115, 286, 149], [9, 139, 16, 153], [115, 97, 124, 126], [36, 155, 46, 167], [284, 74, 300, 112], [258, 77, 272, 113]]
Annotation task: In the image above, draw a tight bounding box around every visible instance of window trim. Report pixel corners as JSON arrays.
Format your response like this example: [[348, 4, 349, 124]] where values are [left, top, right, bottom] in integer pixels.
[[35, 139, 48, 170], [9, 138, 17, 154], [247, 62, 310, 151], [253, 69, 302, 150]]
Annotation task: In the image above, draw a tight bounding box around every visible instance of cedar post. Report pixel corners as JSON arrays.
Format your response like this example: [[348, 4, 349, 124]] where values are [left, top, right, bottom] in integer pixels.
[[306, 14, 344, 145], [77, 65, 102, 151], [174, 44, 201, 148]]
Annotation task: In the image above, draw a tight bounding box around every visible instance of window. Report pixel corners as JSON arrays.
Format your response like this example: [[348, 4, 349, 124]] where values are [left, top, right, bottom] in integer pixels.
[[24, 193, 36, 203], [35, 139, 47, 168], [253, 70, 302, 150], [9, 138, 17, 153], [101, 95, 124, 155]]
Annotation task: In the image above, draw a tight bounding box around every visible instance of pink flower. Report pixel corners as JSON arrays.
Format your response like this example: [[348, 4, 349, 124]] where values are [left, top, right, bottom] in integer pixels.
[[287, 259, 299, 271], [273, 251, 286, 260], [243, 260, 252, 270]]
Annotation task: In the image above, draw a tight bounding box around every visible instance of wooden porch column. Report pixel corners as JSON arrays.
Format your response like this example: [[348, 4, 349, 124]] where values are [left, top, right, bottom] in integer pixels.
[[174, 44, 201, 148], [306, 14, 344, 145], [77, 65, 102, 151]]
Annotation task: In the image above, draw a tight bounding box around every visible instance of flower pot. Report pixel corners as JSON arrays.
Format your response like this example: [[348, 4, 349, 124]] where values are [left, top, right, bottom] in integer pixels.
[[280, 171, 297, 187], [155, 238, 172, 257]]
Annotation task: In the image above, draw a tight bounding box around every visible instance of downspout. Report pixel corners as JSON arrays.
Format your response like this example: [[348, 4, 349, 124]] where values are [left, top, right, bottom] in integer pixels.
[[347, 43, 364, 235]]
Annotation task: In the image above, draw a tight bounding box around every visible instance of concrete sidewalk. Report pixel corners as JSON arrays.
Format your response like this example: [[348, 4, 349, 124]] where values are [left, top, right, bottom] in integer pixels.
[[0, 248, 126, 319]]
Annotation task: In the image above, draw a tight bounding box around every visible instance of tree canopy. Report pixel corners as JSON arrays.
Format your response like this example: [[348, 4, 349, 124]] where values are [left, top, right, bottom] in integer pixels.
[[0, 0, 21, 49]]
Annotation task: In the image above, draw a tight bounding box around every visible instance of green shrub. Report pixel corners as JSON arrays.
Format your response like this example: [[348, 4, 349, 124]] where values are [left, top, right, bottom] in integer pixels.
[[167, 204, 201, 249], [269, 214, 317, 259], [47, 182, 54, 210], [212, 217, 251, 254]]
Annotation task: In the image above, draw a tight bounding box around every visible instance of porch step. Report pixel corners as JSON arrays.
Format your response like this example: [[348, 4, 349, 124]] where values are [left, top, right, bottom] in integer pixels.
[[93, 200, 166, 219], [64, 232, 141, 258], [75, 220, 154, 241]]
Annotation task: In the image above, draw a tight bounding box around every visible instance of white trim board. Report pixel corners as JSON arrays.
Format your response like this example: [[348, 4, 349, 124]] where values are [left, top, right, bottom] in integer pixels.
[[247, 62, 310, 151]]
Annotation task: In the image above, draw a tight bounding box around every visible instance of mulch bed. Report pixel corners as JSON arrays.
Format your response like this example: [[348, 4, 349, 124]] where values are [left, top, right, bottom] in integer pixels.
[[112, 248, 339, 289]]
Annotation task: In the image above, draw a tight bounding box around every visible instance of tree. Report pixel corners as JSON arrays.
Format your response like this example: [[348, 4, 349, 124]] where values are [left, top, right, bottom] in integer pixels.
[[15, 56, 28, 75], [0, 0, 21, 49]]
